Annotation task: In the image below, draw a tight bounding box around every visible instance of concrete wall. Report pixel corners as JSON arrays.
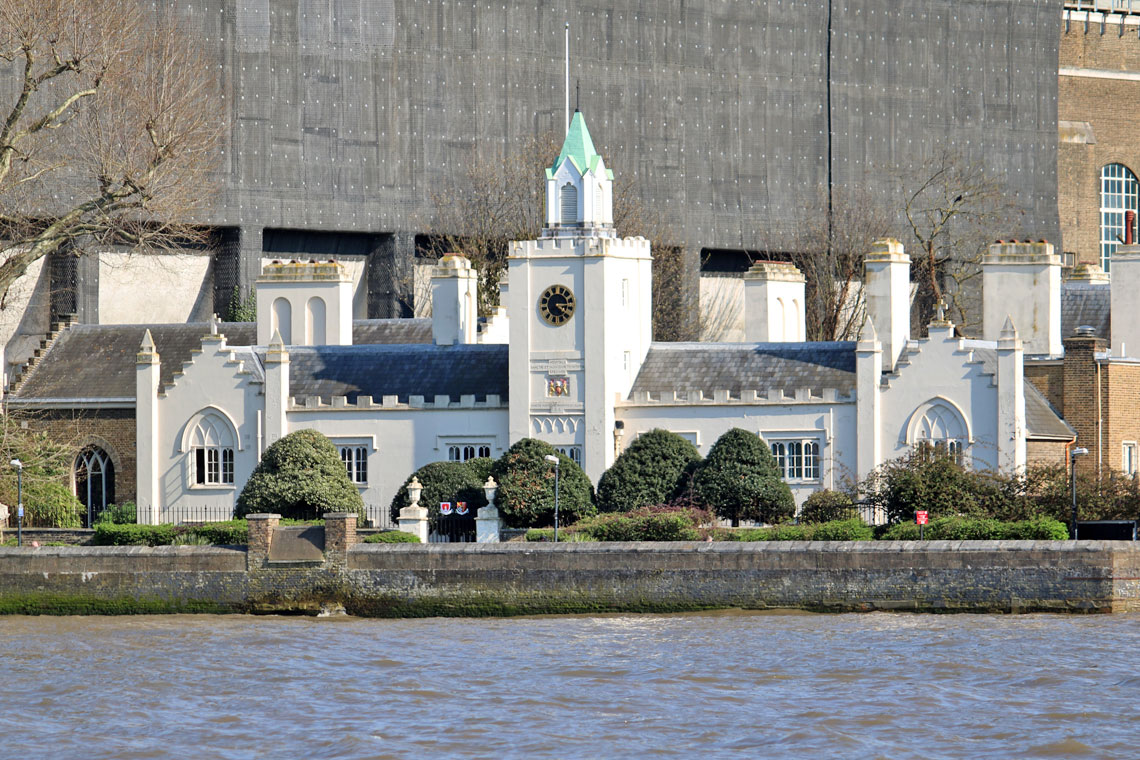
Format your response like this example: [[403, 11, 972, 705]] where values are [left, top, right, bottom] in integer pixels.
[[2, 541, 1139, 616], [98, 253, 214, 324]]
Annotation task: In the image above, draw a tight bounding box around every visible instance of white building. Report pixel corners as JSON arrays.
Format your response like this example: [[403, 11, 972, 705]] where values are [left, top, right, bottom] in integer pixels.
[[7, 113, 1071, 525]]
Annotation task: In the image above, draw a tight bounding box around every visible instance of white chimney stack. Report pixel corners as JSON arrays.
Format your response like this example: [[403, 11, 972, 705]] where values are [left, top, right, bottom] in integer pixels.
[[1111, 244, 1140, 358], [982, 240, 1061, 357], [863, 239, 910, 370], [743, 261, 806, 342], [431, 255, 478, 346], [256, 260, 353, 346]]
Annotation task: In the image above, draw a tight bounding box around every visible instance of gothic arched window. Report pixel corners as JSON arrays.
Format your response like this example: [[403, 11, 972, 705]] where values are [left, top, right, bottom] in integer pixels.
[[911, 402, 968, 464], [75, 446, 115, 526], [189, 413, 236, 486]]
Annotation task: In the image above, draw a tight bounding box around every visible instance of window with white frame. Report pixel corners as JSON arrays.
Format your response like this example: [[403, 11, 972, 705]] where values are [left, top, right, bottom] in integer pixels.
[[1124, 442, 1137, 476], [339, 445, 368, 484], [555, 445, 582, 465], [448, 444, 491, 462], [911, 402, 967, 464], [768, 439, 821, 481], [1101, 163, 1139, 272], [189, 414, 235, 486]]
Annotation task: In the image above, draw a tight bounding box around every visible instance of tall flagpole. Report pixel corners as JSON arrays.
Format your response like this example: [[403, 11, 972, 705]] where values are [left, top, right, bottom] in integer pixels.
[[564, 22, 570, 134]]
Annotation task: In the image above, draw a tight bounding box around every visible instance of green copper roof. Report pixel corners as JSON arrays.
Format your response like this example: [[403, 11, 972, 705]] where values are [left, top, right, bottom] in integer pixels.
[[553, 111, 603, 175]]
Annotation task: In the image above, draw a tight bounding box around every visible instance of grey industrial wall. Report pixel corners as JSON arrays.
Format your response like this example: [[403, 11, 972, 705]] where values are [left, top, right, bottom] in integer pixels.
[[15, 1, 1067, 319]]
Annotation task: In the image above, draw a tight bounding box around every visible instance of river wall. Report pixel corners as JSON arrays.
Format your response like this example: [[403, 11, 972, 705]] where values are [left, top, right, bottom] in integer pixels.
[[2, 529, 1139, 616]]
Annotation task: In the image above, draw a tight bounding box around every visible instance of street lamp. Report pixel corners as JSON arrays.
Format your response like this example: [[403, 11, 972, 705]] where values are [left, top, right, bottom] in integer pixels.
[[1070, 447, 1089, 540], [544, 454, 561, 542], [9, 459, 22, 547]]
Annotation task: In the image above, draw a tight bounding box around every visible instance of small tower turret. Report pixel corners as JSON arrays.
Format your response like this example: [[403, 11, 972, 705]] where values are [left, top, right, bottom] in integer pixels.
[[545, 111, 614, 234]]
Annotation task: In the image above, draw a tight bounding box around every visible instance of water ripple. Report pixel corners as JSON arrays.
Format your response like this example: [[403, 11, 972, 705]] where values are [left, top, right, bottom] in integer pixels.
[[2, 612, 1140, 758]]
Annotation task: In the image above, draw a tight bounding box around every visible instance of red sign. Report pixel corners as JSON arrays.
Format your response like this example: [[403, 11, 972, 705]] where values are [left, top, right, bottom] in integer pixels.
[[440, 502, 453, 515], [916, 511, 929, 525], [456, 501, 469, 516]]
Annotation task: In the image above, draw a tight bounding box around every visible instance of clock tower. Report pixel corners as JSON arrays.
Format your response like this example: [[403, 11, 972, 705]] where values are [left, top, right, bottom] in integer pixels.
[[507, 111, 653, 481]]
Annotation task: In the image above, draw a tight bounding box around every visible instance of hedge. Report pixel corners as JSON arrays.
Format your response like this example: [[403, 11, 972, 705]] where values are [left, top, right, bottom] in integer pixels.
[[362, 531, 420, 544], [880, 516, 1069, 541]]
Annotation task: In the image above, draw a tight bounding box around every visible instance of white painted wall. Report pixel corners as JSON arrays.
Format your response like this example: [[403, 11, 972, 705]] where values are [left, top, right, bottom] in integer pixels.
[[615, 401, 859, 506], [879, 326, 1004, 472]]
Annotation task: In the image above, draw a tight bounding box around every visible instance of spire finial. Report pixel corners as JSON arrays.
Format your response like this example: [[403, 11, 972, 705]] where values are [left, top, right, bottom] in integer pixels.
[[564, 22, 570, 134]]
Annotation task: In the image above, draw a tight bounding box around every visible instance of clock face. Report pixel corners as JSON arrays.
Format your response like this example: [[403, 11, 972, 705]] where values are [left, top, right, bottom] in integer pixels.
[[538, 284, 576, 326]]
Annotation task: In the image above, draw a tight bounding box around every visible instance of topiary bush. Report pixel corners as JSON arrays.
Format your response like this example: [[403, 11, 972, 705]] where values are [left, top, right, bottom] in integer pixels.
[[388, 460, 488, 527], [235, 429, 366, 522], [490, 438, 596, 528], [798, 489, 854, 524], [595, 429, 701, 513], [691, 428, 794, 526], [363, 531, 421, 543]]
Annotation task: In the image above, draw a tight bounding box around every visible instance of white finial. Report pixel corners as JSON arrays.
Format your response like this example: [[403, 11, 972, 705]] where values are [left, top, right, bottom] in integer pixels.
[[209, 313, 219, 335]]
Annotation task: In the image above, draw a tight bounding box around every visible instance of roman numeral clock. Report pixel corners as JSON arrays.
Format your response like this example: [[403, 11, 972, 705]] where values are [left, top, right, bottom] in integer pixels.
[[538, 284, 576, 326]]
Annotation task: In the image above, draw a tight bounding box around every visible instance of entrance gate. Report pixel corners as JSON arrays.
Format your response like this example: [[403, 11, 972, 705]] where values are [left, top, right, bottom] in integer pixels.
[[429, 502, 476, 543]]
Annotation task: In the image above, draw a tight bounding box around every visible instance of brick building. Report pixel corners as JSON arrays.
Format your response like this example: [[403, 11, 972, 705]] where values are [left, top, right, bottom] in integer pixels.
[[1059, 4, 1140, 269]]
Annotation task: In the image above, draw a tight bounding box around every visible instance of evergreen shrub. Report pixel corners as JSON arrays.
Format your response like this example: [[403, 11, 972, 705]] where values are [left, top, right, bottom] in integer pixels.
[[595, 429, 701, 513], [235, 429, 365, 521], [691, 428, 794, 525], [490, 439, 595, 528]]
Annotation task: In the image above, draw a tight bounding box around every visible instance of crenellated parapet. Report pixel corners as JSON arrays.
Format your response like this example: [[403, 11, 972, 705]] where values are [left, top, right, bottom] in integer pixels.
[[289, 393, 506, 411]]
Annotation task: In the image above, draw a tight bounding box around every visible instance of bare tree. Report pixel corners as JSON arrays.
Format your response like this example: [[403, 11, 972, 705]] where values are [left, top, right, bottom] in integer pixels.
[[783, 187, 893, 341], [424, 132, 694, 339], [424, 133, 556, 315], [0, 0, 222, 306], [898, 148, 1019, 331]]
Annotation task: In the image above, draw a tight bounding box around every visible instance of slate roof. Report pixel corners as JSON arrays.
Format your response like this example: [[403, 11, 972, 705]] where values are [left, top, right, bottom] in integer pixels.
[[972, 348, 1075, 441], [10, 318, 434, 401], [285, 344, 508, 403], [1061, 282, 1110, 341], [630, 342, 857, 395]]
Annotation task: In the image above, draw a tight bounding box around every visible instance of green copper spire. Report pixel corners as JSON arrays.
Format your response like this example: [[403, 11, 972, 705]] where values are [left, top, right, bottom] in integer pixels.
[[553, 111, 603, 175]]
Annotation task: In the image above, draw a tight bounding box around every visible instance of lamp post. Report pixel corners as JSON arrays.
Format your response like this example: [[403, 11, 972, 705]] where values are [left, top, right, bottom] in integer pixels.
[[1070, 447, 1089, 540], [544, 454, 561, 542], [9, 459, 22, 547]]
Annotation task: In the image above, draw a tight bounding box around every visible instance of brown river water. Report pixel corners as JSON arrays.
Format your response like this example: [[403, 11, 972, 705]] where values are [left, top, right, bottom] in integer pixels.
[[0, 611, 1137, 759]]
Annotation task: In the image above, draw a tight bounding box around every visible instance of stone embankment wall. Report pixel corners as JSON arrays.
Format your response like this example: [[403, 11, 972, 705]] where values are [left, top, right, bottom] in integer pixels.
[[1, 513, 1138, 616]]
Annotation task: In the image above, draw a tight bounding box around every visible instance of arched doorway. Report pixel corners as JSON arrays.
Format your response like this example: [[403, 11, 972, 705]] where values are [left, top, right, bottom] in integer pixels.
[[75, 447, 115, 527]]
